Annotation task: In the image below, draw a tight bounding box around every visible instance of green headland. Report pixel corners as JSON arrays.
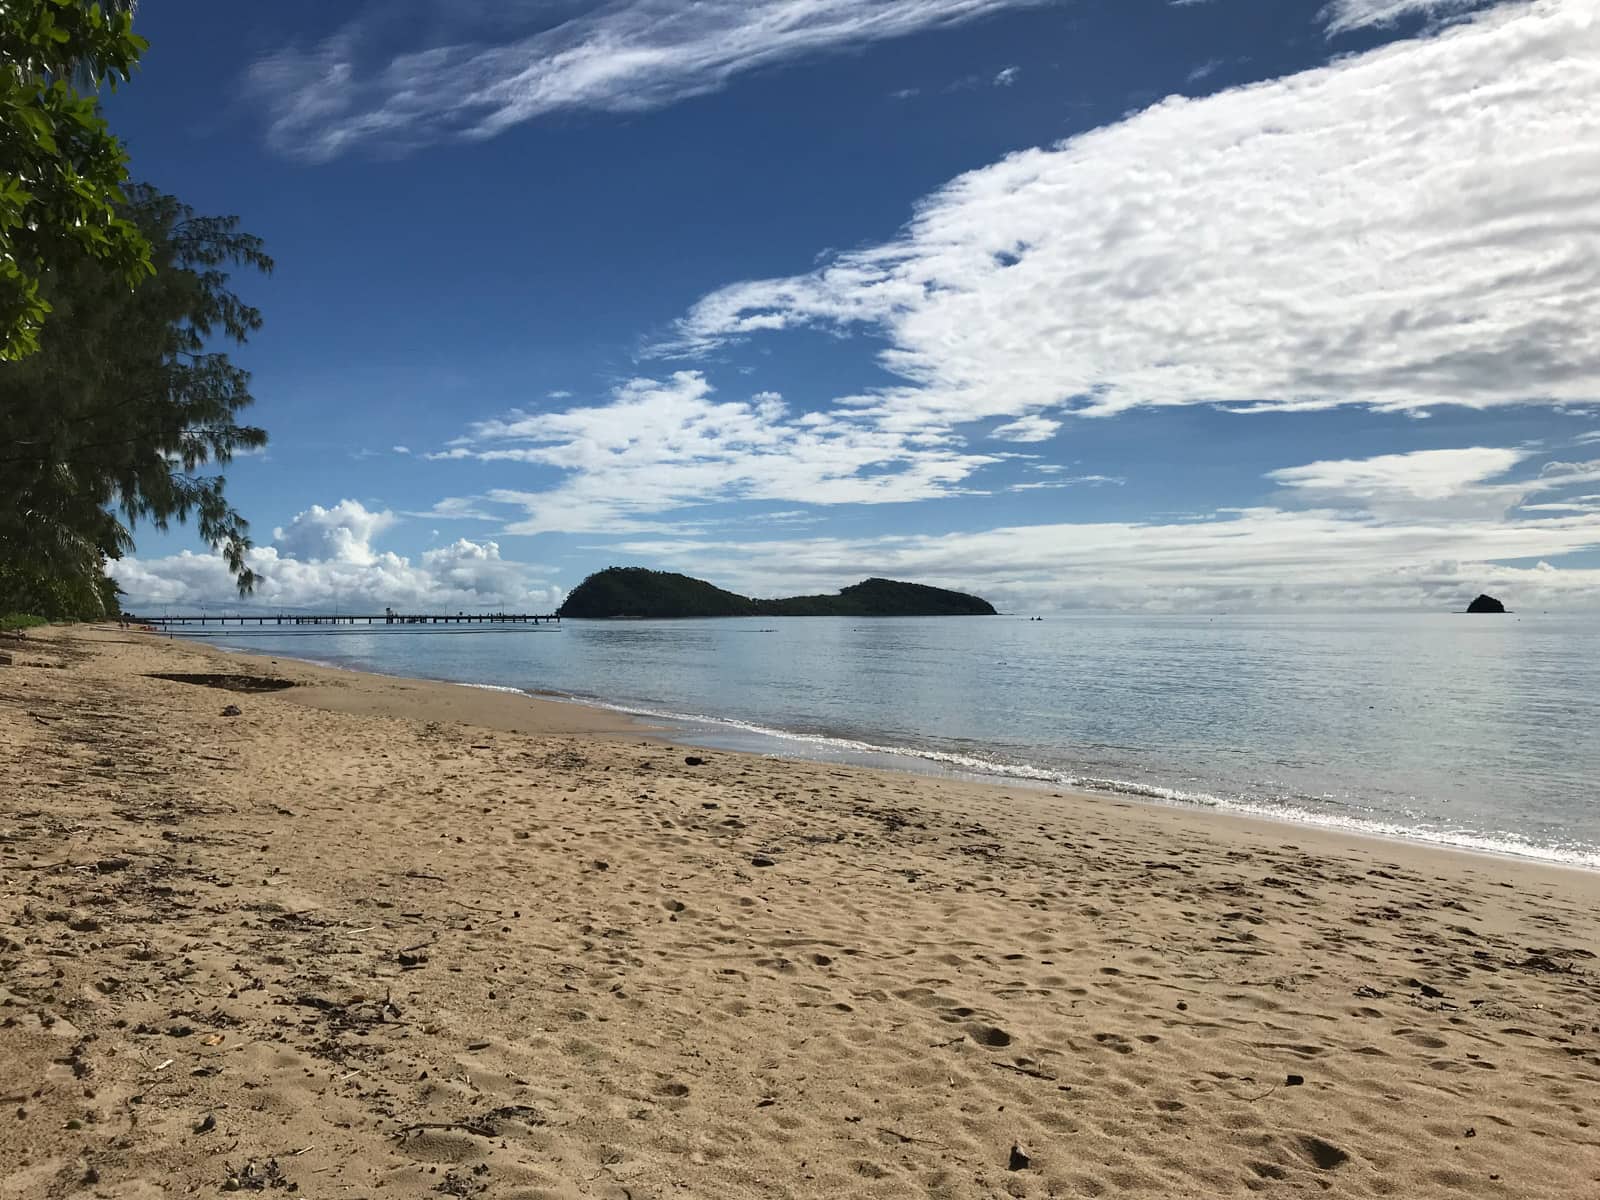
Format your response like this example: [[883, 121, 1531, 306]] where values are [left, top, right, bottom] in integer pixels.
[[557, 568, 997, 619]]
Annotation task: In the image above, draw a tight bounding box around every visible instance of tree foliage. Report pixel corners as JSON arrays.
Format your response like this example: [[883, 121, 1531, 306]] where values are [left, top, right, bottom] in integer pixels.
[[0, 185, 273, 616], [1, 0, 152, 360], [0, 557, 120, 622]]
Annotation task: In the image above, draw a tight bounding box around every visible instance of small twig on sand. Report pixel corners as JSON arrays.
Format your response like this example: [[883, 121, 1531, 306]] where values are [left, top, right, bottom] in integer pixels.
[[405, 871, 446, 882], [993, 1062, 1057, 1082], [393, 1119, 497, 1139], [878, 1127, 946, 1148], [1232, 1082, 1280, 1103]]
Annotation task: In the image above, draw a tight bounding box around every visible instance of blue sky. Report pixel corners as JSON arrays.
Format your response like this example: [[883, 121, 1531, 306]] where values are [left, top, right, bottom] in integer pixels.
[[105, 0, 1600, 612]]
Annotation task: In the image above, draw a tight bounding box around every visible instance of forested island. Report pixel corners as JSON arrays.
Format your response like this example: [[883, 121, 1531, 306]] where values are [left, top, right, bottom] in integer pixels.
[[557, 568, 997, 619]]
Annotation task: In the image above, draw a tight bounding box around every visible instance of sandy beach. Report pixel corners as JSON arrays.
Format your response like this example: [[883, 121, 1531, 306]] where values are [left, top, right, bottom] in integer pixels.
[[2, 624, 1596, 1199]]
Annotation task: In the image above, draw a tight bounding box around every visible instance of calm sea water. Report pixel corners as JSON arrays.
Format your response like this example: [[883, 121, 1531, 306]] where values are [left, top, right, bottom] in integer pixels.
[[186, 613, 1599, 869]]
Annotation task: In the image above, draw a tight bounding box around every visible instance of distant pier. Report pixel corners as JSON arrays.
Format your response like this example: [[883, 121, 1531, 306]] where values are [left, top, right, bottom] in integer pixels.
[[128, 612, 561, 628]]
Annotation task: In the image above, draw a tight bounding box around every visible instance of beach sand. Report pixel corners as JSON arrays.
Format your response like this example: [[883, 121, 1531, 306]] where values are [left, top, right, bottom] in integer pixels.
[[2, 625, 1596, 1199]]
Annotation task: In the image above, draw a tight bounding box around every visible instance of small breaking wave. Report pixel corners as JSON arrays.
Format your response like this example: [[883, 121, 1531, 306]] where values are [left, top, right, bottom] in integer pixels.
[[563, 694, 1600, 871]]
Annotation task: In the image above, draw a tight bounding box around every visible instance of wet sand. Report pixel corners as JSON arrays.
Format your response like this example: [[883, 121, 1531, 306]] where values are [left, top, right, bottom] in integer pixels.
[[2, 624, 1596, 1198]]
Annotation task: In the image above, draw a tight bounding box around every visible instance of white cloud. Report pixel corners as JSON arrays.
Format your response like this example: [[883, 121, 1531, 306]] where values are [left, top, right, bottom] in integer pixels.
[[1320, 0, 1501, 36], [611, 505, 1600, 613], [405, 496, 502, 523], [593, 443, 1600, 610], [113, 446, 1600, 612], [1008, 474, 1124, 490], [673, 1, 1600, 435], [609, 505, 1600, 612], [1267, 447, 1529, 501], [112, 500, 559, 612], [272, 500, 396, 565], [1266, 446, 1600, 523], [990, 414, 1061, 442], [250, 0, 1051, 161], [993, 65, 1020, 86], [431, 371, 997, 535]]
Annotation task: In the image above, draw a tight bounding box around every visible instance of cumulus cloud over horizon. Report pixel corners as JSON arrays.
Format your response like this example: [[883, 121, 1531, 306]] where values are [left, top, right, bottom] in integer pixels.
[[110, 500, 560, 613]]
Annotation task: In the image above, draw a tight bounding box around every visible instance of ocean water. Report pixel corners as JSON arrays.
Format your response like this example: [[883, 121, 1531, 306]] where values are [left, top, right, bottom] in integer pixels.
[[185, 613, 1600, 868]]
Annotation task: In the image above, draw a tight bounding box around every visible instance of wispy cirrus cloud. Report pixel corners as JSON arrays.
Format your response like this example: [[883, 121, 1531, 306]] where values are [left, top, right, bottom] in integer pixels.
[[249, 0, 1053, 161], [1319, 0, 1504, 36], [671, 0, 1600, 434]]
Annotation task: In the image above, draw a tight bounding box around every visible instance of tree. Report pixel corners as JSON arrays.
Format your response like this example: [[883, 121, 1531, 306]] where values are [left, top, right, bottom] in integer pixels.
[[1, 0, 153, 360], [70, 2, 139, 90], [0, 185, 272, 616], [0, 557, 121, 622]]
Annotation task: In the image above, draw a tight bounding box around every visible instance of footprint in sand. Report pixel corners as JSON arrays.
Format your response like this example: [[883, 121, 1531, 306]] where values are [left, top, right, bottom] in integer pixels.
[[967, 1024, 1014, 1048], [1294, 1135, 1351, 1170], [1093, 1032, 1134, 1054]]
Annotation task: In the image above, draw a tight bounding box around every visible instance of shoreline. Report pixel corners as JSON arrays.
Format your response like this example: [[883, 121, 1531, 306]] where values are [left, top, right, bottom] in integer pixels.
[[3, 623, 1597, 1198], [186, 624, 1598, 877]]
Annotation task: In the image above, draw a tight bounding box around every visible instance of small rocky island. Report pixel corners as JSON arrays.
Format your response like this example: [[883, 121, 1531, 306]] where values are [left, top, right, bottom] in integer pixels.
[[1467, 593, 1507, 613], [558, 568, 997, 619]]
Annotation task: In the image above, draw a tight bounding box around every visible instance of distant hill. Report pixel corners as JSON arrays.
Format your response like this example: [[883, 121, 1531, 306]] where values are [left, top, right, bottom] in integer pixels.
[[557, 568, 757, 619], [557, 568, 997, 619], [756, 577, 998, 617]]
